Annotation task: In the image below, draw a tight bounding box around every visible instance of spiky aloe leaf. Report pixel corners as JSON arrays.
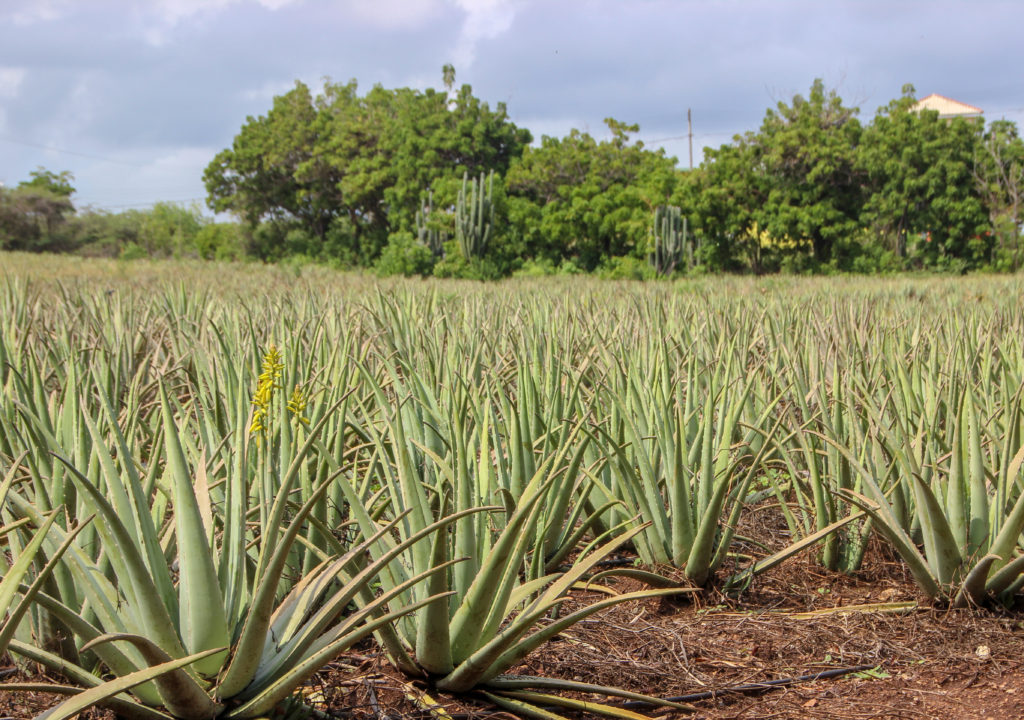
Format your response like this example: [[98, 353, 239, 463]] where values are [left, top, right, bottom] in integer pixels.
[[81, 633, 223, 719], [159, 384, 230, 678], [0, 513, 91, 656], [31, 646, 225, 720]]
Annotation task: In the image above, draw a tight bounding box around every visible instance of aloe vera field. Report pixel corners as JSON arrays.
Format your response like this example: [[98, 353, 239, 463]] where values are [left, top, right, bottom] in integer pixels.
[[3, 254, 1024, 719]]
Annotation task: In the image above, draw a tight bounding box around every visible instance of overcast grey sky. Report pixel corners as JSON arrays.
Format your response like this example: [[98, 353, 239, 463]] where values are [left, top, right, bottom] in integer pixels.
[[1, 0, 1022, 213]]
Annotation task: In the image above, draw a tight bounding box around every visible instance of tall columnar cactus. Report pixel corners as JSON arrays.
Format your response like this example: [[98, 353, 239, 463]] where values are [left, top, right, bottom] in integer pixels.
[[416, 189, 446, 259], [456, 170, 493, 261], [650, 204, 688, 276]]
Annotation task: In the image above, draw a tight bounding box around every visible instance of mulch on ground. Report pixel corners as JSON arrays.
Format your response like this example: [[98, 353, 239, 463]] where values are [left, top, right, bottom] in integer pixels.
[[6, 506, 1024, 720]]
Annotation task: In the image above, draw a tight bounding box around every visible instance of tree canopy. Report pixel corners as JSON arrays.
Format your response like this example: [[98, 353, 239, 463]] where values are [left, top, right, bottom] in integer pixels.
[[203, 71, 531, 263], [4, 75, 1023, 276]]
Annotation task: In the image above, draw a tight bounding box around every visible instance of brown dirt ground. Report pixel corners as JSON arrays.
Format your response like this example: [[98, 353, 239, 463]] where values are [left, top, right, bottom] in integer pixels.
[[6, 506, 1024, 720]]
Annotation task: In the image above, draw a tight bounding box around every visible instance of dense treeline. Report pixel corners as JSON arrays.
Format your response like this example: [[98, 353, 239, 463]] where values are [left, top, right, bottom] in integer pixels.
[[3, 73, 1022, 276]]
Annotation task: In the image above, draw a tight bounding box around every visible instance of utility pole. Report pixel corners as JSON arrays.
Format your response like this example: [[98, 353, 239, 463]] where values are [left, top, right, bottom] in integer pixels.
[[687, 108, 693, 170]]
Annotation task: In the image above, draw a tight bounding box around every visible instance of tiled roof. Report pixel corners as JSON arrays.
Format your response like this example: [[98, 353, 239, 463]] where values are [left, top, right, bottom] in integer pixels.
[[911, 94, 983, 118]]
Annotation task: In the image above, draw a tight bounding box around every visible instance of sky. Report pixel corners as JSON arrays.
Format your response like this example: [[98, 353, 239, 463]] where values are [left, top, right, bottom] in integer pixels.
[[1, 0, 1023, 213]]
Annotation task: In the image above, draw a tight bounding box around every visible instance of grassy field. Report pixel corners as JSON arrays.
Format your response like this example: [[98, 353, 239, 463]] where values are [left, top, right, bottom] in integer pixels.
[[2, 253, 1024, 719]]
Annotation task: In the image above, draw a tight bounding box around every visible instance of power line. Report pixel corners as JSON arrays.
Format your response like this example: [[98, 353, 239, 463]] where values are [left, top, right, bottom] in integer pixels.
[[76, 197, 207, 211], [642, 130, 744, 144], [0, 134, 146, 167]]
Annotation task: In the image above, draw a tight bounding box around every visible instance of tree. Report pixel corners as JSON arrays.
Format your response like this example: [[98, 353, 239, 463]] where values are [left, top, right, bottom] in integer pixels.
[[686, 80, 865, 272], [505, 119, 679, 270], [973, 119, 1024, 270], [20, 167, 76, 197], [687, 132, 770, 272], [756, 79, 864, 267], [858, 84, 989, 268], [0, 168, 76, 251], [204, 82, 339, 243], [204, 69, 530, 265]]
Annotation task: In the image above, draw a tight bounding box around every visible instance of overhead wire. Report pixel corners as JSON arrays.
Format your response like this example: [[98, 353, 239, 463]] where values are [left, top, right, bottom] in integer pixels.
[[0, 134, 146, 167]]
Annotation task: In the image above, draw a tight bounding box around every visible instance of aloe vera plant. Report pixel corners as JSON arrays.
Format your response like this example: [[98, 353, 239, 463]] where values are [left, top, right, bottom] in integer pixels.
[[0, 385, 454, 719], [6, 258, 1024, 719], [827, 385, 1024, 606], [0, 455, 90, 659], [336, 388, 693, 718]]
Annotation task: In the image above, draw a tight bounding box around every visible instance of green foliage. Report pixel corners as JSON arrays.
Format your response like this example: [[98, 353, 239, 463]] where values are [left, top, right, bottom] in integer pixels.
[[431, 239, 503, 280], [135, 202, 206, 257], [204, 69, 530, 265], [758, 79, 864, 266], [858, 84, 989, 269], [193, 223, 246, 261], [375, 231, 436, 277], [9, 79, 1020, 278], [973, 118, 1024, 270], [0, 169, 77, 252], [596, 254, 657, 280], [506, 119, 679, 271], [511, 257, 583, 277], [19, 167, 76, 197]]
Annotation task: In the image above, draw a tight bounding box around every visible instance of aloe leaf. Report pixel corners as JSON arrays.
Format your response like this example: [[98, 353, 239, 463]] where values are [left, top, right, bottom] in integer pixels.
[[841, 490, 941, 599], [494, 690, 658, 720], [447, 460, 555, 664], [414, 510, 455, 675], [217, 466, 339, 699], [0, 513, 91, 656], [218, 401, 344, 699], [484, 675, 695, 711], [906, 472, 963, 586], [84, 400, 176, 610], [952, 554, 1000, 608], [81, 633, 223, 719], [725, 512, 863, 590], [437, 525, 652, 692], [225, 593, 451, 719], [964, 393, 989, 557], [54, 455, 188, 660], [988, 443, 1024, 563], [253, 509, 483, 688], [480, 691, 572, 720], [476, 587, 691, 688], [30, 646, 225, 720], [0, 684, 172, 720], [985, 553, 1024, 597], [159, 384, 230, 677], [0, 510, 59, 646]]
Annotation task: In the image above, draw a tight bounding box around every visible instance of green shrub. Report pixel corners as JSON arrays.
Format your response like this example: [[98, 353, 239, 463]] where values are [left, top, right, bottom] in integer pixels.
[[194, 223, 245, 261], [432, 239, 503, 280], [374, 231, 436, 277], [596, 255, 657, 280], [118, 241, 149, 261]]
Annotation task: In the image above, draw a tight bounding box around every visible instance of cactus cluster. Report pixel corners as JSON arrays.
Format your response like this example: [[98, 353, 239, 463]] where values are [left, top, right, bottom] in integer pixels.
[[650, 204, 689, 276], [415, 190, 446, 258], [456, 170, 493, 261]]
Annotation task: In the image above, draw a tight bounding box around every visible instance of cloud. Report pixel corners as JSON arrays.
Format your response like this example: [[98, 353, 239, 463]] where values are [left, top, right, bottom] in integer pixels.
[[450, 0, 520, 69], [0, 67, 27, 99], [152, 0, 298, 25], [343, 0, 442, 29], [142, 0, 301, 45], [5, 0, 69, 26]]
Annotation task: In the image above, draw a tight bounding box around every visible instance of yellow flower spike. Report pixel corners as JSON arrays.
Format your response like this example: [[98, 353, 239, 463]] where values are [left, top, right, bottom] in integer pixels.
[[287, 385, 310, 426], [249, 344, 285, 437]]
